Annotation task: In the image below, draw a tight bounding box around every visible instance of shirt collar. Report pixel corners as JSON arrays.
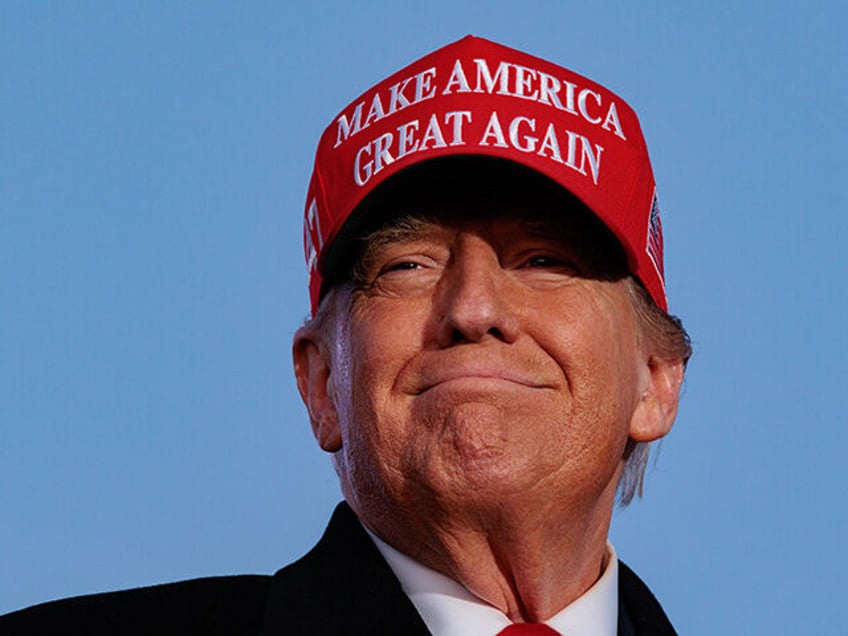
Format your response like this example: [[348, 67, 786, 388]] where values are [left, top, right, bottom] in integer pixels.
[[367, 529, 618, 636]]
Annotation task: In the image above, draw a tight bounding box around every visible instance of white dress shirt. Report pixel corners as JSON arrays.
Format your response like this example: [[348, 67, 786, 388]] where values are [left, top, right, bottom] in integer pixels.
[[368, 530, 619, 636]]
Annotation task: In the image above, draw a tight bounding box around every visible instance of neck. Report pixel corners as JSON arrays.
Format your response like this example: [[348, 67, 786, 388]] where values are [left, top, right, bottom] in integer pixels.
[[359, 484, 618, 622]]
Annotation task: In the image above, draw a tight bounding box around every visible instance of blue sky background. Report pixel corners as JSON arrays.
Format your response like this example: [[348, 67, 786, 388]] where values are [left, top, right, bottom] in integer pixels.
[[2, 2, 846, 633]]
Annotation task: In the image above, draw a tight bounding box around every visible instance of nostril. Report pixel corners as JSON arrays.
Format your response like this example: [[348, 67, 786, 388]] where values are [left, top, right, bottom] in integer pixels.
[[449, 326, 506, 345], [488, 327, 505, 341], [449, 328, 470, 345]]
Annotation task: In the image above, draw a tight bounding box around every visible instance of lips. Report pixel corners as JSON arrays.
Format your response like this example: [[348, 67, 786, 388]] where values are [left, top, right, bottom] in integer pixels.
[[406, 352, 557, 395]]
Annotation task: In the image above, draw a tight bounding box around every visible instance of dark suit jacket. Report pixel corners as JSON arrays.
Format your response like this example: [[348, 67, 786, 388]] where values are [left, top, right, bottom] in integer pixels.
[[0, 502, 677, 635]]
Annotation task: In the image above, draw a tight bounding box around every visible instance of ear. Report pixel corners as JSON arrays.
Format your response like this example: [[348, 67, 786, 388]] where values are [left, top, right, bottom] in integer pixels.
[[628, 355, 685, 443], [292, 328, 342, 453]]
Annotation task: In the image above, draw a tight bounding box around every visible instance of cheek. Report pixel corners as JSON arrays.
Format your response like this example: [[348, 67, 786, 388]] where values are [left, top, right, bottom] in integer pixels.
[[534, 290, 642, 440], [347, 297, 432, 392], [337, 305, 426, 464], [551, 348, 639, 496]]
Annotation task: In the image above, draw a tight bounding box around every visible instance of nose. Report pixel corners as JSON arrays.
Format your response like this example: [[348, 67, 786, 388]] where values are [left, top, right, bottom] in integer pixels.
[[435, 235, 519, 347]]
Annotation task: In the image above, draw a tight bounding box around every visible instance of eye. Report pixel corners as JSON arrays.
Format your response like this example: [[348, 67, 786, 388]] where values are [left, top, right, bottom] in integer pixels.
[[375, 258, 429, 279], [524, 255, 563, 268], [514, 252, 582, 284], [372, 254, 439, 283], [383, 260, 421, 273], [522, 254, 579, 271], [366, 254, 442, 296]]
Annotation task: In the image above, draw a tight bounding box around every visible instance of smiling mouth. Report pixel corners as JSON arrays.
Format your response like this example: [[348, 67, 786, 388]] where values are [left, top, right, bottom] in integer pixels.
[[416, 374, 550, 395]]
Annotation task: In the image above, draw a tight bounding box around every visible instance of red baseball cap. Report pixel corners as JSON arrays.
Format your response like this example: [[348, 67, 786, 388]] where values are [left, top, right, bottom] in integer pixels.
[[303, 35, 667, 314]]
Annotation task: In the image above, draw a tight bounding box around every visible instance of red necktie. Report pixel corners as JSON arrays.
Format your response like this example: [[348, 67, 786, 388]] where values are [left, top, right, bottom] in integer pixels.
[[496, 624, 562, 635]]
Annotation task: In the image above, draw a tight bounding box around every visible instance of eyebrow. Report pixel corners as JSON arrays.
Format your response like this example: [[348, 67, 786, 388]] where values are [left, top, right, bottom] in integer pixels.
[[348, 214, 440, 284], [361, 213, 572, 258], [520, 219, 570, 242], [366, 212, 446, 245]]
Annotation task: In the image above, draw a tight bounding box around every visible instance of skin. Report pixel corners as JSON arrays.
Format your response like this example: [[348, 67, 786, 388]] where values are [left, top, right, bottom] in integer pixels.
[[293, 199, 684, 622]]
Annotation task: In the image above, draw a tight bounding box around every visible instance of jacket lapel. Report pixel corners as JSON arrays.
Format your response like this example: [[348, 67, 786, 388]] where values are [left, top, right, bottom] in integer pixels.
[[617, 562, 677, 636], [259, 502, 431, 635]]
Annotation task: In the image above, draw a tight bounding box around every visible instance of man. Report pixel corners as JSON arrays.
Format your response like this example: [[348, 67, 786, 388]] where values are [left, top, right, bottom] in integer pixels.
[[1, 36, 690, 635]]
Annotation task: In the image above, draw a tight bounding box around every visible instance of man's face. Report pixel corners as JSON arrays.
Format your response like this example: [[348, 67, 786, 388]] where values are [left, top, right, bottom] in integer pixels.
[[295, 169, 676, 528]]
